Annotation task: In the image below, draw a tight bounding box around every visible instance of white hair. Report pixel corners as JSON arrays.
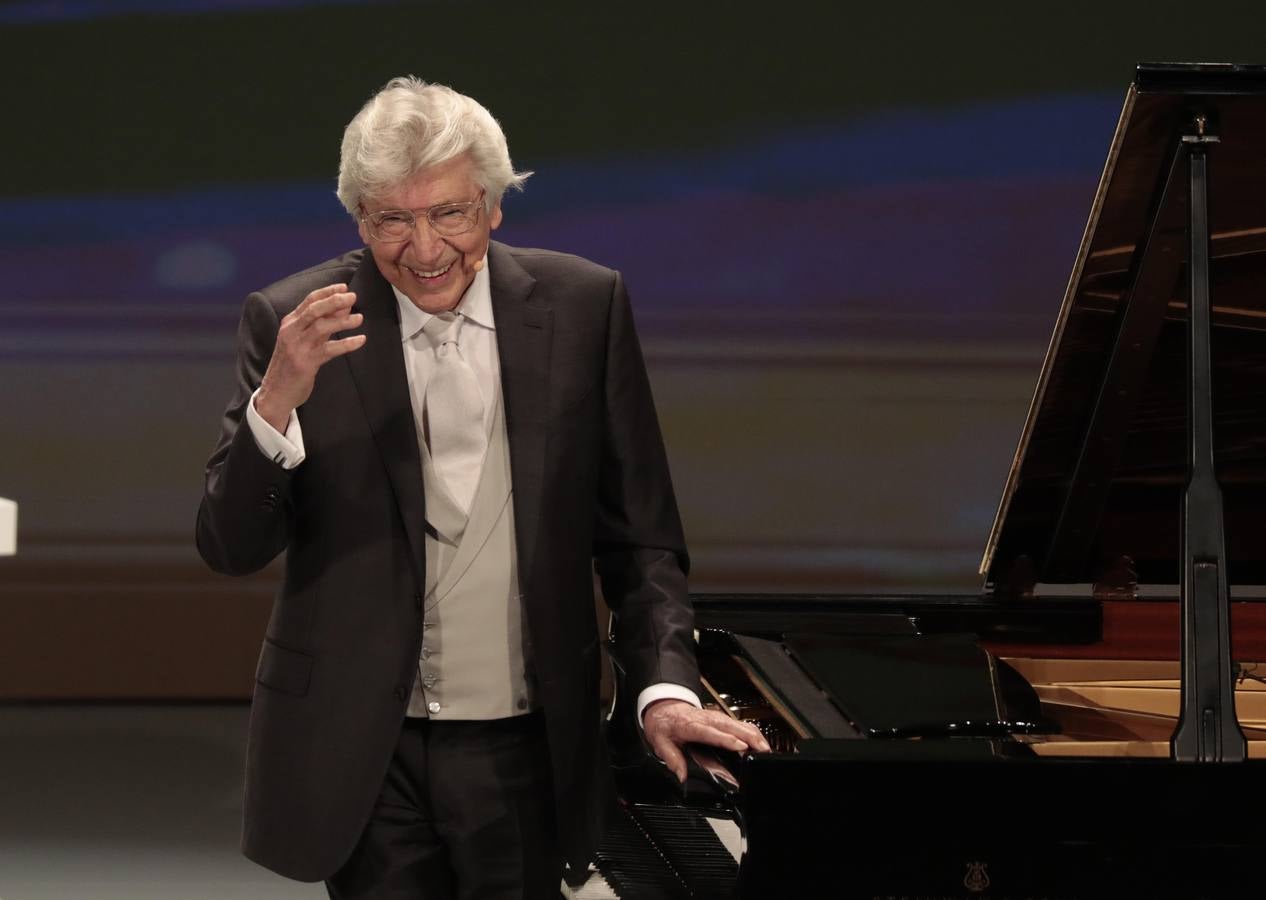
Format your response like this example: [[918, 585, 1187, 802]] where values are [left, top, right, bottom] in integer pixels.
[[336, 76, 531, 218]]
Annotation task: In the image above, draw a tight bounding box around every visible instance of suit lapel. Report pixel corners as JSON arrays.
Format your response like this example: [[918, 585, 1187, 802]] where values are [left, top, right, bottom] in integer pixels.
[[343, 252, 428, 587], [488, 242, 551, 590]]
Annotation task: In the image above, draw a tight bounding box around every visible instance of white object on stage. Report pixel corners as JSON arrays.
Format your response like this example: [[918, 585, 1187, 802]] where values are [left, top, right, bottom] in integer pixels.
[[0, 497, 16, 556]]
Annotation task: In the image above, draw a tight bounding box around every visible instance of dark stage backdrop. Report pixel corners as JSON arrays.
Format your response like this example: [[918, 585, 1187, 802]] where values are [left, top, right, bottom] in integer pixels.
[[1, 0, 1261, 697]]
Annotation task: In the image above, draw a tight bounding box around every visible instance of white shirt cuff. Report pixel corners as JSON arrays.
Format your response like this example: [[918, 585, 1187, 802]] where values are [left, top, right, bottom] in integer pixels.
[[637, 683, 702, 730], [245, 387, 306, 469]]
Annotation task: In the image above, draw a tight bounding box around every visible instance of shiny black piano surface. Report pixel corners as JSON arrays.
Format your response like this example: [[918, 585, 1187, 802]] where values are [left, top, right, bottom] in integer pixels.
[[597, 63, 1266, 900]]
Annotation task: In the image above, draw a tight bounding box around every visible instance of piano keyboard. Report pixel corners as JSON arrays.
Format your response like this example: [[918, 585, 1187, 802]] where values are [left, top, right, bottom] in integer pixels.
[[573, 804, 742, 899]]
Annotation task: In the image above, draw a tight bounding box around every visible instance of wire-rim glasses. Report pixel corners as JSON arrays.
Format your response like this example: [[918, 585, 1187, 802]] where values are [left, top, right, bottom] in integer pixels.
[[361, 189, 486, 242]]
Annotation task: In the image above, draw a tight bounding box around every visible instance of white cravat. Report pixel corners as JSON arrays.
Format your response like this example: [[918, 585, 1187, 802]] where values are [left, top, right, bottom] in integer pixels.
[[423, 312, 486, 514]]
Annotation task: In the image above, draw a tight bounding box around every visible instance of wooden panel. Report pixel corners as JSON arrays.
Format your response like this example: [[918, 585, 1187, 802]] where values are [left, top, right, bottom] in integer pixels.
[[987, 598, 1266, 660], [0, 558, 276, 700]]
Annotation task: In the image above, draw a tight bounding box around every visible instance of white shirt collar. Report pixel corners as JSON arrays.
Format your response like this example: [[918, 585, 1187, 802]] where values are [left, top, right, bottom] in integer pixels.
[[392, 256, 494, 342]]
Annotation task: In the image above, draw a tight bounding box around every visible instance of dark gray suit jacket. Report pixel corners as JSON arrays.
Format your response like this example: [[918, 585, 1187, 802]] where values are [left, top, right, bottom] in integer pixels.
[[196, 240, 699, 881]]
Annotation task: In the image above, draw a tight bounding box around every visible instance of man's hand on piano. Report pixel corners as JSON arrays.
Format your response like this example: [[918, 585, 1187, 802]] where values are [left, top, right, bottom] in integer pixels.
[[642, 699, 772, 782]]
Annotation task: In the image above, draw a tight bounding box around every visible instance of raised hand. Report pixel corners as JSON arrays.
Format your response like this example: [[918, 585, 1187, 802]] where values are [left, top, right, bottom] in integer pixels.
[[255, 284, 367, 431]]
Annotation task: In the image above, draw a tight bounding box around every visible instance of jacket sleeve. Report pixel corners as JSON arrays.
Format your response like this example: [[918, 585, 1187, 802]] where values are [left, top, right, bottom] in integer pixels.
[[196, 291, 296, 576], [592, 271, 701, 698]]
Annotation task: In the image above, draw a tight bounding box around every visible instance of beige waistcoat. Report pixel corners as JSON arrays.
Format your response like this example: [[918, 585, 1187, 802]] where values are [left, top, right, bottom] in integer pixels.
[[406, 388, 534, 719]]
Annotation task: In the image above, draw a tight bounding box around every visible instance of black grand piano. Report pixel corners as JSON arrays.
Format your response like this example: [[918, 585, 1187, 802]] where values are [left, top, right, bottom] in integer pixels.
[[597, 64, 1266, 899]]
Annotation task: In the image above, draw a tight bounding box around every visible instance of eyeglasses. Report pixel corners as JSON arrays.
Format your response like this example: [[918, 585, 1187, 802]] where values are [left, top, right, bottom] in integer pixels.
[[360, 190, 485, 242]]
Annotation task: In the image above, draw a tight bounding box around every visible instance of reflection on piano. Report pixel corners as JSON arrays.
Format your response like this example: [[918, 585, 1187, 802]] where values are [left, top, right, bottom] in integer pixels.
[[597, 64, 1266, 899]]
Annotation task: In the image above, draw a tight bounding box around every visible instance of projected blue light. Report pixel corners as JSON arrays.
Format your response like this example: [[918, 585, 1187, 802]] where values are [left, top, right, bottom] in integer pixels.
[[0, 94, 1119, 245], [0, 93, 1119, 349]]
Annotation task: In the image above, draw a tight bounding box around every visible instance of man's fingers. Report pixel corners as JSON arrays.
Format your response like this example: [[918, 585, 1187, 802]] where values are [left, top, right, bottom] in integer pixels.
[[709, 715, 771, 753], [680, 722, 749, 752], [304, 291, 357, 327], [665, 709, 772, 754], [645, 703, 774, 753], [311, 311, 364, 339], [277, 293, 359, 359], [650, 737, 688, 783], [322, 334, 368, 359], [295, 283, 349, 314], [293, 290, 357, 330], [286, 283, 349, 328], [259, 287, 361, 416]]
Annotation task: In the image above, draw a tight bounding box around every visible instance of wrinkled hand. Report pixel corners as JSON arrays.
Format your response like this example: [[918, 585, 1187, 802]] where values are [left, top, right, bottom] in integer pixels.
[[642, 699, 771, 783], [256, 284, 367, 431]]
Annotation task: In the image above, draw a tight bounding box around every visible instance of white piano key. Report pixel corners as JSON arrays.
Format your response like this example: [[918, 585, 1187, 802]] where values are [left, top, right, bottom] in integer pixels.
[[704, 814, 743, 864], [563, 865, 620, 899]]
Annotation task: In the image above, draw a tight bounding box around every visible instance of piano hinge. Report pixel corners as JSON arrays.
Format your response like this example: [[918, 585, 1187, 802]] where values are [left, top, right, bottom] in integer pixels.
[[1092, 555, 1138, 601]]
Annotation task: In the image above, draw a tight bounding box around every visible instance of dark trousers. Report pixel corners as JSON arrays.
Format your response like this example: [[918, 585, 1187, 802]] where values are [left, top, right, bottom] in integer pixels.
[[326, 713, 562, 900]]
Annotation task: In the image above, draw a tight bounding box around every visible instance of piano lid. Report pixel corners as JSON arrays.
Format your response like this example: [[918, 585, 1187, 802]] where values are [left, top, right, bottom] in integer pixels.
[[982, 63, 1266, 589]]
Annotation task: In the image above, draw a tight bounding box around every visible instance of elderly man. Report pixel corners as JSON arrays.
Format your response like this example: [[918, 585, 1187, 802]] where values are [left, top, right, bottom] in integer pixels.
[[197, 77, 767, 899]]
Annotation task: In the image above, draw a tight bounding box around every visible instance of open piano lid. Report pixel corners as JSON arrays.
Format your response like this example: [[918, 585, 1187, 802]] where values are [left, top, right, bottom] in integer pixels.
[[982, 63, 1266, 590]]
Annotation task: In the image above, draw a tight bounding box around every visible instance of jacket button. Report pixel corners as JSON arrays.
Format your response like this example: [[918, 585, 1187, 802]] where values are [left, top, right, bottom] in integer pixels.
[[428, 700, 442, 714], [394, 686, 407, 701]]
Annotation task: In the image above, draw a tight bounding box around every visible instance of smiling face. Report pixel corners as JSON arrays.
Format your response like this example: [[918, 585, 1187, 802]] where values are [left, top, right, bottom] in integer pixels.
[[357, 154, 503, 314]]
